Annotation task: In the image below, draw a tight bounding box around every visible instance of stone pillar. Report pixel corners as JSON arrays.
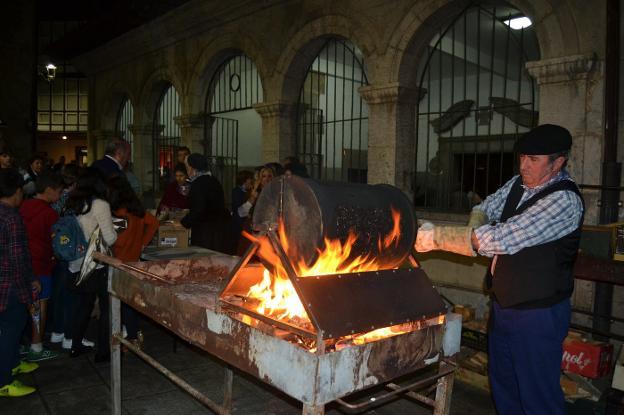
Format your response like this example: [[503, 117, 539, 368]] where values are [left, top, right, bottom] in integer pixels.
[[88, 129, 115, 165], [253, 101, 297, 163], [359, 82, 423, 199], [129, 124, 161, 192], [527, 54, 604, 224], [174, 112, 207, 153], [527, 54, 605, 322]]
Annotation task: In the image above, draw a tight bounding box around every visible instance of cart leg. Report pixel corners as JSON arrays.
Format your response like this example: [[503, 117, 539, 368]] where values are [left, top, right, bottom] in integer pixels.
[[110, 294, 122, 415], [433, 361, 455, 415], [302, 404, 324, 415], [223, 366, 233, 413]]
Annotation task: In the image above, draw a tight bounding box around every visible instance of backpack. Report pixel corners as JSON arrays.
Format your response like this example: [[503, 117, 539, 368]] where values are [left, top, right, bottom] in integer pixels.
[[51, 215, 88, 261]]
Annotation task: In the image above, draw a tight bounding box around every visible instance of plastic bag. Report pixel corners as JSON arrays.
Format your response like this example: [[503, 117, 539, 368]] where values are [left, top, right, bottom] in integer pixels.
[[76, 226, 110, 286]]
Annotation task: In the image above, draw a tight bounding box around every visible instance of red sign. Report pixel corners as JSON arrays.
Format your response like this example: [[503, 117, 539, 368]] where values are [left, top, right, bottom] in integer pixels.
[[562, 338, 613, 379]]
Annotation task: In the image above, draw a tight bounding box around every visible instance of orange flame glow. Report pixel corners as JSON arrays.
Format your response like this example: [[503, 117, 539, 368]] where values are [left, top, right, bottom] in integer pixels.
[[242, 207, 403, 330]]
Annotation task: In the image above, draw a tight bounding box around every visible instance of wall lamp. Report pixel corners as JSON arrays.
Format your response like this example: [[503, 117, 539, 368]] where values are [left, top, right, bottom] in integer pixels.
[[42, 63, 56, 82]]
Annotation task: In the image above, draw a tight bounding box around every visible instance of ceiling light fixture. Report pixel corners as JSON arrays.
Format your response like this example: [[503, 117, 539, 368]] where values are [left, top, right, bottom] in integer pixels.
[[62, 135, 68, 140], [504, 16, 532, 30], [44, 63, 57, 82]]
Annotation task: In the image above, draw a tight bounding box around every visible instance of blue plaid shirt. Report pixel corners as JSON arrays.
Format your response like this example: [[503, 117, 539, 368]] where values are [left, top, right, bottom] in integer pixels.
[[473, 170, 583, 257]]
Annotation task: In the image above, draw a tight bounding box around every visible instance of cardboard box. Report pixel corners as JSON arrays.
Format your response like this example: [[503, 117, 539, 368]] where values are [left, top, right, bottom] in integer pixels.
[[158, 222, 190, 248], [561, 336, 613, 379], [613, 345, 624, 391]]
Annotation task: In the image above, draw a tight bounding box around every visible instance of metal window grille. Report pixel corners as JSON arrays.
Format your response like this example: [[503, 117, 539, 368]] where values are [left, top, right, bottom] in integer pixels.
[[414, 3, 539, 211], [37, 21, 87, 133], [296, 38, 369, 183], [205, 54, 263, 204], [153, 84, 181, 192], [37, 75, 88, 132], [115, 98, 134, 161]]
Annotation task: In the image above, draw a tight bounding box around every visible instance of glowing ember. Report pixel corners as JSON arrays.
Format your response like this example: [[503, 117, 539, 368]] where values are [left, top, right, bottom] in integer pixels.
[[242, 207, 403, 329], [351, 315, 446, 345]]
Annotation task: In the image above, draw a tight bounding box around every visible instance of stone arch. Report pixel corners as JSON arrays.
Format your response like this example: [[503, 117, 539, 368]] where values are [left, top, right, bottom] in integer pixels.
[[274, 14, 378, 106], [136, 66, 185, 126], [386, 0, 580, 88], [99, 81, 137, 133], [186, 32, 271, 115]]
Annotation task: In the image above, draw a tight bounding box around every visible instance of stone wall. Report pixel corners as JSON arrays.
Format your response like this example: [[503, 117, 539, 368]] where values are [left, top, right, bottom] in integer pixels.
[[72, 0, 615, 324], [0, 2, 36, 165]]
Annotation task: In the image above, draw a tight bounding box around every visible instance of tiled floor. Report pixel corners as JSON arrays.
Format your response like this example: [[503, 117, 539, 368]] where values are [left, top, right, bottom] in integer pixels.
[[0, 317, 496, 415]]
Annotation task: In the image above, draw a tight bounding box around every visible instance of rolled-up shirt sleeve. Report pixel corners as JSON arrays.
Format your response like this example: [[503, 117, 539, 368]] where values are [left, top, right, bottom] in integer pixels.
[[474, 189, 583, 257]]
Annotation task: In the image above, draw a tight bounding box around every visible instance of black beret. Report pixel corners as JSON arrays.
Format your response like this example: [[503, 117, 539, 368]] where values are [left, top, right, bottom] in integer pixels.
[[186, 153, 208, 171], [517, 124, 572, 155]]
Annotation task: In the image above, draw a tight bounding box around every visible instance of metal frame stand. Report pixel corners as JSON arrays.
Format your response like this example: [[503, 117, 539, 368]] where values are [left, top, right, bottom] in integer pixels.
[[109, 288, 234, 415]]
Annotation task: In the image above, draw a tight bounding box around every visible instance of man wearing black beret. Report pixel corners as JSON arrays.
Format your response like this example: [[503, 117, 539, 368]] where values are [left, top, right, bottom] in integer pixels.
[[415, 124, 584, 414]]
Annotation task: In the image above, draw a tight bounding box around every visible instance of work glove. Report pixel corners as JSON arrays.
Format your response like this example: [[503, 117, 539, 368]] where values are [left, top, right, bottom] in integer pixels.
[[415, 222, 476, 257], [467, 209, 488, 228]]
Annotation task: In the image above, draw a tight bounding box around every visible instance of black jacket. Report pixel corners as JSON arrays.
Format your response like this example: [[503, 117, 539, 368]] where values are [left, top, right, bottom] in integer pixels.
[[91, 156, 123, 180], [181, 174, 232, 253]]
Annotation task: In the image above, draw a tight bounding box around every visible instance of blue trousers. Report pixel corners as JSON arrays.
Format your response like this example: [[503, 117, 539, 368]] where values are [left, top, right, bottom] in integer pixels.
[[0, 291, 28, 386], [488, 299, 570, 415], [50, 261, 79, 338]]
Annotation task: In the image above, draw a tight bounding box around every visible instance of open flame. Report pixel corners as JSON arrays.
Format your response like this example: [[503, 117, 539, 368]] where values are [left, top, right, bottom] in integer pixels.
[[242, 207, 403, 330]]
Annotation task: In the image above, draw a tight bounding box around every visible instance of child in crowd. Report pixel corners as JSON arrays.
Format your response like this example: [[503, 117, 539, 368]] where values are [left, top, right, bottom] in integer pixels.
[[108, 176, 159, 347], [49, 164, 84, 350], [156, 163, 189, 216], [0, 139, 12, 169], [0, 169, 39, 397], [65, 168, 117, 362], [19, 173, 64, 362], [22, 155, 44, 198]]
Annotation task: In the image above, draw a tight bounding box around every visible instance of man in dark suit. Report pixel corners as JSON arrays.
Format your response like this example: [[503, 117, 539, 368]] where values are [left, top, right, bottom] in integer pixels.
[[91, 139, 129, 179]]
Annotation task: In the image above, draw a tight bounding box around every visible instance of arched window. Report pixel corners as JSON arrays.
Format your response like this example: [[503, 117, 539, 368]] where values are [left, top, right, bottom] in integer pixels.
[[153, 84, 181, 191], [414, 3, 539, 211], [205, 54, 263, 198], [296, 38, 369, 182], [115, 98, 134, 161]]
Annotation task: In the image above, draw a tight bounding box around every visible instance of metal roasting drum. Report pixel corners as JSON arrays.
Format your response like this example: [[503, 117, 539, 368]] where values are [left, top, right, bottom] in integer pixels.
[[252, 175, 417, 267], [220, 176, 446, 342]]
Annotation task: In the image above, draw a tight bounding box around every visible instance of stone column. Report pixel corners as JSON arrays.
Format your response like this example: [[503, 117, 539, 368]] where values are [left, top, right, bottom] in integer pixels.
[[88, 129, 115, 165], [527, 53, 603, 224], [129, 124, 162, 192], [253, 101, 297, 163], [359, 82, 423, 199], [527, 54, 605, 321], [174, 112, 207, 153]]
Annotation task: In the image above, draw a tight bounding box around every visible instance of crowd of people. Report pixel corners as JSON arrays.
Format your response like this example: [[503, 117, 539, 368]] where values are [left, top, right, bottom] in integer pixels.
[[0, 137, 309, 398]]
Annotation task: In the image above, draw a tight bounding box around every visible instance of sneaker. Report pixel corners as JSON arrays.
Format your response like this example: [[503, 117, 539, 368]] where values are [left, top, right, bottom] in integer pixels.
[[62, 338, 72, 350], [25, 349, 59, 362], [81, 338, 95, 348], [0, 380, 36, 397], [11, 361, 39, 376], [50, 332, 64, 343], [63, 338, 94, 351]]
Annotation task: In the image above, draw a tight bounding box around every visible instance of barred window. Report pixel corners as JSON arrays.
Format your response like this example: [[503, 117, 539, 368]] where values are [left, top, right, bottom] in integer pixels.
[[153, 84, 181, 191], [414, 3, 539, 211], [296, 38, 369, 183], [115, 98, 134, 161]]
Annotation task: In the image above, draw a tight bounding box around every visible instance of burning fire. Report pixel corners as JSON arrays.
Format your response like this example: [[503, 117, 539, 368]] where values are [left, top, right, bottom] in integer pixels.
[[242, 207, 403, 330]]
